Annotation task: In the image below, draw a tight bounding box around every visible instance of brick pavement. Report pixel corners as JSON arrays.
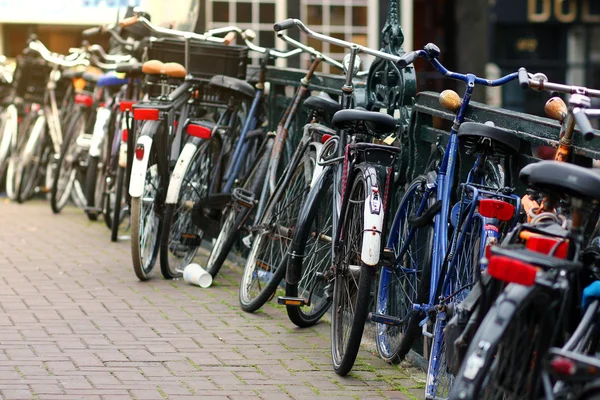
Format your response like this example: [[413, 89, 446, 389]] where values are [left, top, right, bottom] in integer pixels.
[[0, 200, 425, 400]]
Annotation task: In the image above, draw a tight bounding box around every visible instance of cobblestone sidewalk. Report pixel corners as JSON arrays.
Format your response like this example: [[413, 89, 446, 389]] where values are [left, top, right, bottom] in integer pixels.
[[0, 200, 425, 399]]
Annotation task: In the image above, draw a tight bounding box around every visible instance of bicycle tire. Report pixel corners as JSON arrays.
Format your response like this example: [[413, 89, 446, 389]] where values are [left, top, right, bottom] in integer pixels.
[[50, 111, 85, 213], [110, 166, 126, 242], [205, 138, 272, 279], [238, 144, 315, 313], [376, 175, 434, 364], [0, 105, 18, 187], [130, 121, 163, 281], [449, 284, 557, 400], [331, 171, 374, 376], [84, 155, 102, 221], [16, 114, 47, 203], [160, 139, 220, 279], [285, 161, 333, 328]]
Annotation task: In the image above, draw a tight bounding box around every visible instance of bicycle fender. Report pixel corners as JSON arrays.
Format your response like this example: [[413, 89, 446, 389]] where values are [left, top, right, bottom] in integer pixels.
[[22, 114, 46, 162], [308, 142, 324, 188], [165, 139, 201, 204], [128, 135, 154, 198], [88, 107, 112, 157], [286, 166, 334, 285], [360, 165, 384, 266], [0, 105, 17, 162]]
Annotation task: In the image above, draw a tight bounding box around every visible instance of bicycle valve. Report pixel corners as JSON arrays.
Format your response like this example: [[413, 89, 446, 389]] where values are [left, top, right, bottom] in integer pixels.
[[439, 90, 462, 113], [544, 97, 567, 122]]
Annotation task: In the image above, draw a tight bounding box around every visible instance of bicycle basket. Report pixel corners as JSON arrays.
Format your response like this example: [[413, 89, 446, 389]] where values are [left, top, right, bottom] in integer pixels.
[[147, 37, 248, 79], [13, 55, 53, 104]]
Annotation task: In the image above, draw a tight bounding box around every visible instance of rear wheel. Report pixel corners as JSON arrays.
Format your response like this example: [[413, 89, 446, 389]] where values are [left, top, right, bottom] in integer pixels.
[[85, 155, 104, 221], [238, 146, 315, 313], [285, 167, 333, 328], [50, 111, 85, 213], [16, 115, 47, 203], [331, 172, 373, 376], [160, 140, 219, 279], [110, 166, 127, 242], [376, 176, 433, 363]]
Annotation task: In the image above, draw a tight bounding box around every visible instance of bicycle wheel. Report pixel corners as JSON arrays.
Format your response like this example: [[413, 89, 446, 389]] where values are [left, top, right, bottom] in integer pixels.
[[50, 111, 85, 213], [85, 155, 104, 221], [285, 166, 334, 328], [160, 140, 220, 279], [205, 139, 272, 279], [331, 171, 374, 376], [130, 122, 163, 281], [238, 147, 315, 313], [109, 166, 127, 242], [0, 105, 18, 186], [16, 114, 47, 203], [376, 175, 433, 363], [450, 284, 557, 399], [426, 215, 484, 398]]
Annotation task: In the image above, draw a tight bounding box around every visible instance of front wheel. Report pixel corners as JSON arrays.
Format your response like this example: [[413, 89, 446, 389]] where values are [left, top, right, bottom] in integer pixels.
[[109, 166, 127, 242], [331, 172, 373, 376], [85, 155, 104, 221]]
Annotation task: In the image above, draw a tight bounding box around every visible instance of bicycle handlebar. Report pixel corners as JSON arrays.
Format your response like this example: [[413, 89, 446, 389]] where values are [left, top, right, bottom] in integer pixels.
[[573, 108, 595, 141], [27, 40, 89, 68], [519, 67, 600, 98]]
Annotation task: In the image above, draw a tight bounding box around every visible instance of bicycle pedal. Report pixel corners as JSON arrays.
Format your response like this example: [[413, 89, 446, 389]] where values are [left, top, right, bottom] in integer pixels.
[[277, 296, 307, 307], [179, 233, 201, 247], [380, 247, 395, 267], [232, 187, 255, 209], [368, 312, 404, 326]]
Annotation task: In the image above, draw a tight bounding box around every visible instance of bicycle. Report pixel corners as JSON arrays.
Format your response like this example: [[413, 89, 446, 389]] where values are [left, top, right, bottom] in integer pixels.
[[273, 18, 417, 375]]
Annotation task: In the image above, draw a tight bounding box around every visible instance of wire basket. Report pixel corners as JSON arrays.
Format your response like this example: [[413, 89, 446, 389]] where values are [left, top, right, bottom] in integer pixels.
[[147, 37, 249, 79]]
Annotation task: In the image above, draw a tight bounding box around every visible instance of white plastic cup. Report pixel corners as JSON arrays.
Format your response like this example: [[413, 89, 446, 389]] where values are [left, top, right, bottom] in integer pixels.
[[183, 263, 213, 288]]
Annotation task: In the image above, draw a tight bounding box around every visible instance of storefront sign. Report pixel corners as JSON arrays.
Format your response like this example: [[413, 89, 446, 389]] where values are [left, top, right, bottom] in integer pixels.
[[495, 0, 600, 24]]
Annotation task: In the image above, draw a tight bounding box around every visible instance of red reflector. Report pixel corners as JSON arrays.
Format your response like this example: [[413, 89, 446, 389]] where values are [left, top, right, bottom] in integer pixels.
[[526, 236, 568, 259], [487, 255, 537, 286], [121, 128, 128, 143], [478, 199, 515, 221], [75, 94, 94, 108], [321, 134, 332, 144], [133, 108, 159, 121], [99, 102, 105, 108], [135, 144, 144, 160], [120, 101, 135, 112], [186, 123, 212, 139], [550, 357, 576, 376], [485, 244, 493, 259]]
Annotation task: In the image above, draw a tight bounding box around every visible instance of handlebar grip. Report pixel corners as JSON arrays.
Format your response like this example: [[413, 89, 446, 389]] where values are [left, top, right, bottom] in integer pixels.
[[573, 109, 595, 141], [223, 31, 236, 46], [396, 51, 418, 68], [273, 19, 295, 32], [82, 26, 102, 37], [120, 16, 139, 28], [518, 67, 529, 89]]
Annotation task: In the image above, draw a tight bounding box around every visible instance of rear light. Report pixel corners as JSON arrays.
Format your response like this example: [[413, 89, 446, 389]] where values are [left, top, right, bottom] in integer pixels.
[[321, 134, 332, 144], [135, 144, 144, 160], [478, 199, 515, 221], [526, 236, 568, 259], [120, 101, 135, 112], [133, 108, 159, 121], [487, 255, 538, 286], [186, 123, 212, 139], [550, 357, 576, 376], [121, 128, 128, 143], [75, 93, 94, 108]]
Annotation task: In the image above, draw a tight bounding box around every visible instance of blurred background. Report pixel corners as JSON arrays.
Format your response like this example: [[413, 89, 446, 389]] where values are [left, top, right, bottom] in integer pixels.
[[1, 0, 599, 114]]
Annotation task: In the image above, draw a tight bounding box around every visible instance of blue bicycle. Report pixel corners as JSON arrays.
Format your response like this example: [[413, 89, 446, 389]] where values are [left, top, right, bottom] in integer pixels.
[[371, 44, 524, 398]]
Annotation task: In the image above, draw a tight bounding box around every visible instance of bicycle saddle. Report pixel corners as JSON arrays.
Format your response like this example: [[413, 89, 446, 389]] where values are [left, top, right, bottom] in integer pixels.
[[209, 75, 255, 99], [304, 92, 342, 116], [97, 72, 128, 87], [82, 72, 101, 84], [457, 122, 521, 155], [331, 108, 397, 134], [520, 161, 600, 203], [116, 62, 143, 76], [61, 69, 84, 80], [141, 60, 187, 78]]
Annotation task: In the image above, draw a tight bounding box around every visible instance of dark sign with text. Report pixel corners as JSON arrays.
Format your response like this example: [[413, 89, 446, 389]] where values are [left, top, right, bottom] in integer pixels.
[[494, 0, 600, 24]]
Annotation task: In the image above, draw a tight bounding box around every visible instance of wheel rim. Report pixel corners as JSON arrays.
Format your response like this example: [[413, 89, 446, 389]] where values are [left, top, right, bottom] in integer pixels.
[[332, 180, 364, 367], [166, 147, 211, 275], [239, 162, 312, 305], [138, 165, 161, 274], [206, 207, 236, 272]]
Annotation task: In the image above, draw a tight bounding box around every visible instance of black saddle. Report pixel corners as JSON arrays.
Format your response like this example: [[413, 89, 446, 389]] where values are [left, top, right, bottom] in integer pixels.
[[520, 161, 600, 202], [116, 62, 143, 76], [457, 122, 521, 156], [209, 75, 255, 99], [304, 93, 342, 116], [61, 69, 84, 80], [331, 108, 397, 135], [82, 72, 100, 84]]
